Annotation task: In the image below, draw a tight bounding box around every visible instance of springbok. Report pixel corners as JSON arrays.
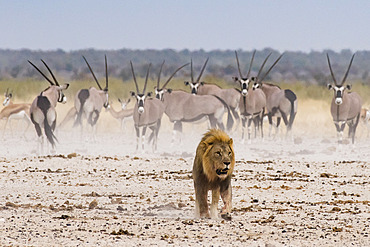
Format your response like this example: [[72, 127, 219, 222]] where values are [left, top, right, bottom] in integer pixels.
[[0, 89, 31, 137], [74, 55, 109, 140], [28, 60, 69, 153], [251, 56, 296, 138], [360, 107, 370, 137], [326, 53, 362, 144], [233, 51, 271, 143], [108, 98, 134, 132], [184, 58, 241, 131], [155, 64, 233, 143], [130, 61, 165, 152]]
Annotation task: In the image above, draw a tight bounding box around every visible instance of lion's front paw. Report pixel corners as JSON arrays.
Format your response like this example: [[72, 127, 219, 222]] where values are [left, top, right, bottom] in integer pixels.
[[221, 213, 232, 221]]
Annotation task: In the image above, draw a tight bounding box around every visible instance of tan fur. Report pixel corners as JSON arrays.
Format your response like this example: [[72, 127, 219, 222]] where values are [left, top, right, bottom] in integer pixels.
[[193, 129, 235, 220]]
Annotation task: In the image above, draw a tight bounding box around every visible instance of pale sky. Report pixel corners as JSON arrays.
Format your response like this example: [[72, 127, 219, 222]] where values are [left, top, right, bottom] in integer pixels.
[[0, 0, 369, 52]]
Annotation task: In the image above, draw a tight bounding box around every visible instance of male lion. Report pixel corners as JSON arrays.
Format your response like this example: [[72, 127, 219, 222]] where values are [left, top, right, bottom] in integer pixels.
[[193, 128, 235, 220]]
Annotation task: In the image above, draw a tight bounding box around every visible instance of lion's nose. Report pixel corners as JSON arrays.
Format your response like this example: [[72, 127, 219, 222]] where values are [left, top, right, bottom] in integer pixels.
[[224, 161, 230, 167]]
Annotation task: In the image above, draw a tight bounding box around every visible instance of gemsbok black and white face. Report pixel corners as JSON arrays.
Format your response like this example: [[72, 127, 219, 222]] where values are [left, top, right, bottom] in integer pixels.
[[130, 61, 152, 115], [130, 92, 153, 114], [232, 77, 254, 96], [327, 84, 352, 105], [184, 58, 209, 95]]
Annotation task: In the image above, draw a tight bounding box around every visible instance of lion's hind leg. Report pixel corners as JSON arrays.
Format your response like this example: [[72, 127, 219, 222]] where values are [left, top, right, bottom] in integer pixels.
[[210, 189, 220, 219]]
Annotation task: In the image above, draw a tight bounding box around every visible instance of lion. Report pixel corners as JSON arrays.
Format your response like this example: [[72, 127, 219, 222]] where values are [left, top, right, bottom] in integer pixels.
[[192, 128, 235, 220]]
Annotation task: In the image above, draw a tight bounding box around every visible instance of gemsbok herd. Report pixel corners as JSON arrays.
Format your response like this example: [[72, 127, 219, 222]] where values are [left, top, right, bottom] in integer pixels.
[[0, 52, 365, 154]]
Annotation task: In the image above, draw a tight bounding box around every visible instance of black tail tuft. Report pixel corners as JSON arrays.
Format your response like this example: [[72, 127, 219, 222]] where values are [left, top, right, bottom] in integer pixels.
[[284, 89, 297, 131], [37, 95, 58, 147], [212, 95, 234, 131], [74, 89, 89, 127]]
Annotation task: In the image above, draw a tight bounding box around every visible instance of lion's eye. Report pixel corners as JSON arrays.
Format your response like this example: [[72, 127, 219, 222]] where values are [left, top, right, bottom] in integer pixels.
[[216, 151, 221, 156], [228, 152, 232, 156]]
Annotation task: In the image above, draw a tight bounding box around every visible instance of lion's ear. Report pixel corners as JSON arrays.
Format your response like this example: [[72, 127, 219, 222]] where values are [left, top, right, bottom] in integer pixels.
[[228, 138, 233, 146], [200, 141, 209, 152]]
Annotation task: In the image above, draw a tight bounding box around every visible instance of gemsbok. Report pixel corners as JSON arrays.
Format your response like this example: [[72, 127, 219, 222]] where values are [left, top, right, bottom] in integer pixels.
[[155, 62, 233, 144], [108, 98, 134, 132], [0, 89, 31, 137], [233, 50, 270, 143], [326, 53, 362, 144], [251, 56, 296, 138], [28, 59, 69, 153], [74, 55, 109, 141], [130, 61, 165, 152], [184, 58, 241, 131]]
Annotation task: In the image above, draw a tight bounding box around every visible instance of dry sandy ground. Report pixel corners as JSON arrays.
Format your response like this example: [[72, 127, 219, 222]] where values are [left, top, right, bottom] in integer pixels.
[[0, 107, 369, 246]]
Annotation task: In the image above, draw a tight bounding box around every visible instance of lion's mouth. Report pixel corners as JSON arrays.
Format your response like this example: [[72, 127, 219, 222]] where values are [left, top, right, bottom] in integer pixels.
[[216, 168, 229, 175]]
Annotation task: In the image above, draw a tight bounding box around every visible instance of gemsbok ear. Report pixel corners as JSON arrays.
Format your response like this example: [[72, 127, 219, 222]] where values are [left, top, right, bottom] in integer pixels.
[[251, 77, 256, 82], [62, 83, 70, 90], [232, 77, 239, 82], [184, 81, 189, 86], [327, 84, 333, 90], [130, 91, 136, 97], [167, 88, 173, 93], [147, 92, 153, 97], [200, 82, 204, 86], [346, 84, 352, 90]]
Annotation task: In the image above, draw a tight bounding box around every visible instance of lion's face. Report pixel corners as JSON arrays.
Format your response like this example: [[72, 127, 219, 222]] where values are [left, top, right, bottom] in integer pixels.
[[211, 143, 234, 179], [202, 139, 235, 181]]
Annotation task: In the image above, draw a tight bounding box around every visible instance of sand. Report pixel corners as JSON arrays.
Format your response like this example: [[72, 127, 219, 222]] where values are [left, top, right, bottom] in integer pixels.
[[0, 105, 369, 246]]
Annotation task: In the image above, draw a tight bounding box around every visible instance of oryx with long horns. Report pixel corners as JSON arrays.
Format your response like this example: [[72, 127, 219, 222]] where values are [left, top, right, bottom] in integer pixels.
[[184, 58, 241, 131], [251, 54, 295, 138], [74, 55, 109, 141], [130, 61, 165, 152], [155, 61, 233, 144], [326, 53, 362, 144], [28, 59, 69, 153], [233, 51, 269, 142]]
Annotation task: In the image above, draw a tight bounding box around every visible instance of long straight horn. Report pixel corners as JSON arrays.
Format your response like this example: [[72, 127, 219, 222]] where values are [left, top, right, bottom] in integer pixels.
[[191, 59, 194, 83], [341, 53, 355, 85], [196, 57, 209, 83], [5, 88, 9, 96], [105, 55, 108, 91], [83, 56, 103, 90], [256, 53, 272, 80], [246, 50, 256, 78], [41, 59, 60, 86], [143, 63, 151, 94], [258, 53, 284, 83], [235, 51, 243, 78], [326, 53, 338, 85], [157, 60, 165, 88], [28, 60, 55, 85], [161, 63, 189, 89], [130, 61, 139, 93]]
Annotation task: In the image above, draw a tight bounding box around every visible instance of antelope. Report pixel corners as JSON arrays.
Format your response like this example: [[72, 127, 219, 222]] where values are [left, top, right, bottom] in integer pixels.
[[0, 89, 32, 137], [155, 61, 234, 144], [28, 60, 69, 153], [360, 107, 370, 137], [130, 61, 165, 152], [184, 58, 241, 131], [57, 107, 77, 130], [74, 55, 109, 141], [326, 53, 362, 144], [251, 57, 296, 138], [233, 51, 283, 142], [108, 98, 134, 132]]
